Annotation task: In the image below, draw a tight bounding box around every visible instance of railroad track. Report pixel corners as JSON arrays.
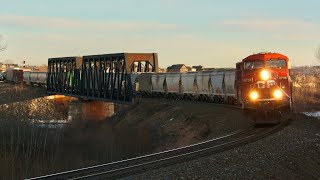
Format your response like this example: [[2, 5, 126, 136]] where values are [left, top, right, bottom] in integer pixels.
[[27, 118, 290, 180]]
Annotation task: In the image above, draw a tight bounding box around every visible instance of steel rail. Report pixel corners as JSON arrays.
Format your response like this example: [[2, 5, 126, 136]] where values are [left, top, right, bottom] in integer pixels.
[[26, 128, 254, 180], [75, 120, 290, 179], [27, 119, 290, 180]]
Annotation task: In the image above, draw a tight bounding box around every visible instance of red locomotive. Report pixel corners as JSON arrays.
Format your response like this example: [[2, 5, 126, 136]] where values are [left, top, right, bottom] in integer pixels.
[[235, 52, 292, 122]]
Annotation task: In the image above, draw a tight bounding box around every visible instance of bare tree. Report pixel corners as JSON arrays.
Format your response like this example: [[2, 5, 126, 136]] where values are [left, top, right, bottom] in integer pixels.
[[316, 46, 320, 63], [0, 35, 7, 52]]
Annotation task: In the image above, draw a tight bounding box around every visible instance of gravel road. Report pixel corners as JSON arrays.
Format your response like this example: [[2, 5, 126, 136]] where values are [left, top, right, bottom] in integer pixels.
[[128, 113, 320, 179]]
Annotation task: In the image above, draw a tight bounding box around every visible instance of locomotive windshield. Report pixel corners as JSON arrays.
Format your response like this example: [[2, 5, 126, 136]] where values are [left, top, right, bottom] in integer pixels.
[[244, 61, 264, 69], [266, 59, 286, 68]]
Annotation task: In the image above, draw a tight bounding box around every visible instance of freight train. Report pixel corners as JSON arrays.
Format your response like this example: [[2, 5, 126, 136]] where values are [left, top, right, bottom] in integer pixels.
[[5, 52, 292, 123], [130, 52, 292, 123]]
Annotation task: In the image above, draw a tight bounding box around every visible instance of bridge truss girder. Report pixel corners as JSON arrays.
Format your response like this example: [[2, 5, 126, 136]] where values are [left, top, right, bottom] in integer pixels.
[[47, 53, 158, 103]]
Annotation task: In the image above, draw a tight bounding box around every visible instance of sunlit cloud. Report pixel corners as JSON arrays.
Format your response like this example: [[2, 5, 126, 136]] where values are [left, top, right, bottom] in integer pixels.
[[0, 14, 179, 32], [218, 18, 320, 41], [175, 34, 193, 39], [1, 12, 319, 67], [272, 33, 320, 41], [219, 18, 317, 32], [2, 32, 247, 68]]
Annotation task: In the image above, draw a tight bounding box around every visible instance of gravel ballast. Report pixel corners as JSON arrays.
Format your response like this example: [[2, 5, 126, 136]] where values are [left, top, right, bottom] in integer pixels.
[[128, 114, 320, 179]]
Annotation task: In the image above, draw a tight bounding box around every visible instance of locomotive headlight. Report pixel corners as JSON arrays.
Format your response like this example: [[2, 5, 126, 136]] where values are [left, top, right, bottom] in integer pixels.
[[273, 89, 283, 99], [249, 91, 259, 101], [261, 70, 270, 81]]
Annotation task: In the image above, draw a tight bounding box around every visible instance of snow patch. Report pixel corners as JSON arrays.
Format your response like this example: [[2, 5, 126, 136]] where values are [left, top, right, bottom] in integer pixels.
[[303, 112, 320, 119]]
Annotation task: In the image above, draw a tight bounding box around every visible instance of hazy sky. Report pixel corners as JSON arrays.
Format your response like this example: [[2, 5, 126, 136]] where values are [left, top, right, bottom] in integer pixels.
[[0, 0, 320, 68]]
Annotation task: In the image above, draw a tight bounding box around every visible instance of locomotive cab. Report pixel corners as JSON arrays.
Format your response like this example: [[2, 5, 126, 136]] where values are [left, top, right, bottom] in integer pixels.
[[237, 52, 292, 122]]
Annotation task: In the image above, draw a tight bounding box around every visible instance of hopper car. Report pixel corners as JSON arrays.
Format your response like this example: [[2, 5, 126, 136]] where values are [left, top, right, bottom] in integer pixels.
[[5, 68, 47, 85]]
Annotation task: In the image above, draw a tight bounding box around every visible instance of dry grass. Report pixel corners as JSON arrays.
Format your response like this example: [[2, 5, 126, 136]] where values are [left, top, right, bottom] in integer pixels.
[[292, 87, 320, 112], [0, 119, 64, 179], [291, 73, 320, 112], [0, 114, 154, 179], [0, 83, 154, 179]]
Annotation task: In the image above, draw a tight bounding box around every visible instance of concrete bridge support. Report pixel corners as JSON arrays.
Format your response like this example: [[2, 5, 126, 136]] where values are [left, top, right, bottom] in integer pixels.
[[68, 100, 116, 122]]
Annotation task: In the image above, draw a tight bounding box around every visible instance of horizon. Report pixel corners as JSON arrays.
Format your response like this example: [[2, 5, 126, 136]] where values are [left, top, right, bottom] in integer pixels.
[[1, 0, 320, 68]]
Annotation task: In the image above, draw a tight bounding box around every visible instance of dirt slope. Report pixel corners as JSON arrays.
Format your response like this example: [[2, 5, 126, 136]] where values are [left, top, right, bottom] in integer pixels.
[[110, 98, 251, 152]]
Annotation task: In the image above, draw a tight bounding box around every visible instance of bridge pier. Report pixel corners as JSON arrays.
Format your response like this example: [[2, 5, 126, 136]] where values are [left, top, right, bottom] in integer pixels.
[[68, 100, 116, 122], [82, 101, 115, 122]]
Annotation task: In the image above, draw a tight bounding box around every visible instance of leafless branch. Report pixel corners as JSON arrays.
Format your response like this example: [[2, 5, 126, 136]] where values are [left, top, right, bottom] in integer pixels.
[[316, 46, 320, 63], [0, 35, 7, 52]]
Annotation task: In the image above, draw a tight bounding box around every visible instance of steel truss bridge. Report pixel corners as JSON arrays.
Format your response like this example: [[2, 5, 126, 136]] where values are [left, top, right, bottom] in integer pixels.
[[47, 53, 158, 103]]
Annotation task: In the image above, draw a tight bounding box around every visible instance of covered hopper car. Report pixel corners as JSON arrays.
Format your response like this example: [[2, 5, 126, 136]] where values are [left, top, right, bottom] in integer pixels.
[[5, 67, 47, 85], [131, 70, 237, 104]]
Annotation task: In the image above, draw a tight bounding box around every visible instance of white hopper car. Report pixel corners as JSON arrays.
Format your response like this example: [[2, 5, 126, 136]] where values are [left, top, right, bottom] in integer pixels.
[[129, 70, 237, 104]]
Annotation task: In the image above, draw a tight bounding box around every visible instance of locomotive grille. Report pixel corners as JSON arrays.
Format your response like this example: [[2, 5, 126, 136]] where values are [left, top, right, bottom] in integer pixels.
[[258, 88, 272, 99]]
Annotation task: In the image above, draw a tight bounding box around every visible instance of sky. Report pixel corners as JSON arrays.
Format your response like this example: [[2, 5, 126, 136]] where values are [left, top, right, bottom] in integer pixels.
[[0, 0, 320, 68]]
